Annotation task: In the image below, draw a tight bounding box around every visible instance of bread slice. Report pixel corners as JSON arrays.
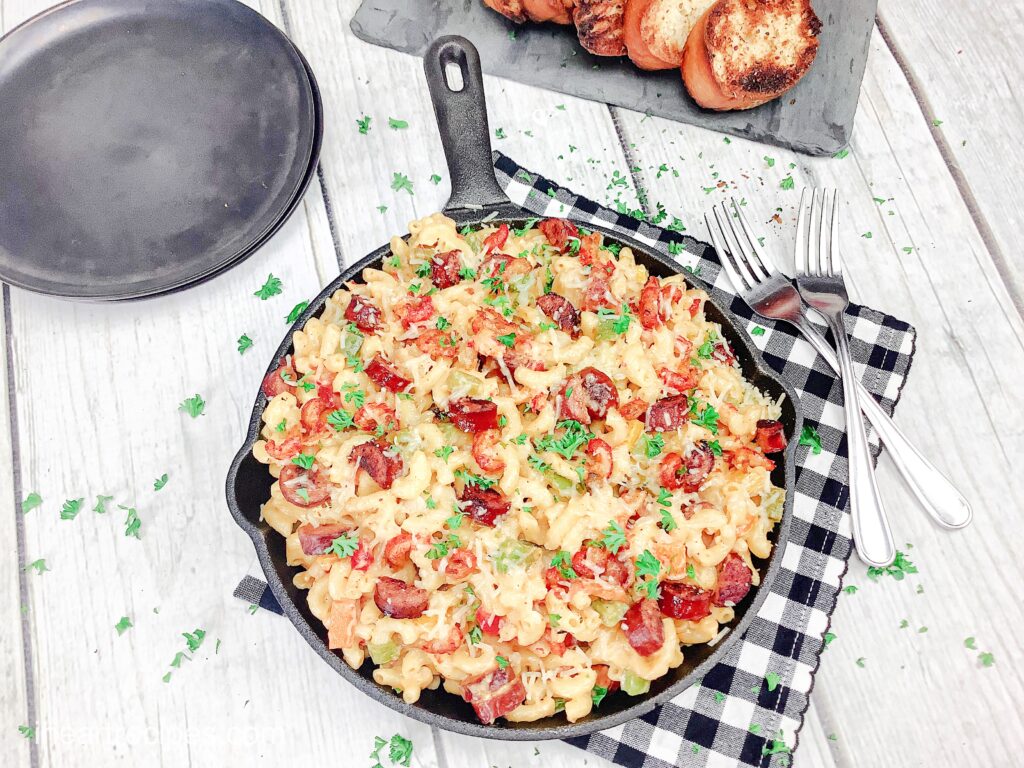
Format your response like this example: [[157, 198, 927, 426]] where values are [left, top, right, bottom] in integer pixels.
[[574, 0, 627, 56], [682, 0, 821, 110], [640, 0, 715, 67], [483, 0, 529, 23], [624, 0, 673, 70], [524, 0, 574, 23]]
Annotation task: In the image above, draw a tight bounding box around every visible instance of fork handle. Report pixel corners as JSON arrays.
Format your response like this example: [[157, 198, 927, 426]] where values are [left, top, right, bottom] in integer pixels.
[[821, 314, 896, 567], [795, 317, 972, 530]]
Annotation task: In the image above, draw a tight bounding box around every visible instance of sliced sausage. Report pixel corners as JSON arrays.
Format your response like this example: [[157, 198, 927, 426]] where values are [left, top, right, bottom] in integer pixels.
[[537, 292, 581, 338], [344, 295, 382, 333], [658, 582, 713, 620], [365, 354, 411, 392], [623, 598, 665, 657], [645, 395, 690, 432], [449, 398, 500, 433], [278, 464, 332, 507], [350, 439, 403, 490], [713, 554, 752, 607], [459, 485, 511, 527], [430, 249, 463, 289], [374, 576, 429, 619], [462, 666, 527, 724], [297, 523, 350, 556], [262, 362, 297, 398]]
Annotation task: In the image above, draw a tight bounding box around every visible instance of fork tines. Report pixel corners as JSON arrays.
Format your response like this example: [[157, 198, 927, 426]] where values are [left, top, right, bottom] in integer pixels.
[[795, 188, 841, 278]]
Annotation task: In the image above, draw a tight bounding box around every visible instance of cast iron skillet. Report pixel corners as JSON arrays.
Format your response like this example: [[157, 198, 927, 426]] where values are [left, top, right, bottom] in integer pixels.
[[226, 36, 801, 741]]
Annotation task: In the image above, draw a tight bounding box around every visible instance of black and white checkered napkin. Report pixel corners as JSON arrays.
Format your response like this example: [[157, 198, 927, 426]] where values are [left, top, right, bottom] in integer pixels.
[[234, 153, 916, 767]]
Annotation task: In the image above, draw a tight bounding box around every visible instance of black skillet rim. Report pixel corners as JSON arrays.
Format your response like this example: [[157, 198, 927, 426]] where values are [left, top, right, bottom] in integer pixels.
[[0, 0, 321, 301]]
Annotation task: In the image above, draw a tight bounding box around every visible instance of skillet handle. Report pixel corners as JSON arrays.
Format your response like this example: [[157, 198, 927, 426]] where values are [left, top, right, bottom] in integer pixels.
[[423, 36, 511, 212]]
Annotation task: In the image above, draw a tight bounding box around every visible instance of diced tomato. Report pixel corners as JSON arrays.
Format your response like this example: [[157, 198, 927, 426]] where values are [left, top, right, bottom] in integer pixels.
[[414, 329, 459, 361], [657, 366, 700, 394], [353, 403, 397, 434], [297, 523, 350, 555], [688, 297, 702, 318], [430, 249, 463, 289], [475, 608, 504, 636], [462, 666, 527, 724], [712, 341, 736, 366], [399, 295, 435, 328], [278, 464, 332, 507], [449, 398, 499, 433], [638, 276, 663, 330], [713, 554, 752, 607], [384, 532, 413, 568], [472, 429, 506, 474], [623, 599, 665, 657], [754, 419, 788, 453], [584, 438, 613, 481], [458, 485, 510, 527], [350, 439, 403, 490], [537, 292, 581, 338], [658, 582, 713, 620], [537, 218, 579, 251], [439, 548, 477, 580], [344, 295, 382, 333], [481, 223, 510, 254], [261, 362, 296, 398], [365, 354, 411, 392], [351, 539, 374, 571], [618, 398, 650, 421], [572, 544, 631, 586], [645, 395, 690, 432], [327, 599, 359, 649], [593, 664, 620, 693], [374, 576, 429, 619]]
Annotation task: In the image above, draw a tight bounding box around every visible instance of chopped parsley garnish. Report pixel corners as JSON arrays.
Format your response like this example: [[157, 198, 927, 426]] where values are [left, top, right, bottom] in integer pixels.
[[342, 384, 366, 409], [667, 241, 684, 255], [237, 333, 253, 354], [154, 474, 169, 491], [391, 172, 414, 195], [285, 301, 309, 324], [550, 550, 577, 580], [764, 672, 781, 692], [494, 127, 507, 140], [643, 434, 664, 458], [328, 532, 359, 558], [592, 685, 608, 707], [534, 420, 593, 461], [843, 585, 858, 595], [275, 419, 287, 432], [388, 117, 408, 130], [596, 305, 632, 335], [429, 173, 442, 185], [513, 433, 528, 445], [425, 497, 437, 510], [435, 316, 451, 330], [459, 266, 477, 280], [17, 725, 34, 740], [291, 453, 316, 470], [446, 512, 464, 530], [979, 652, 996, 668], [327, 409, 355, 431], [799, 425, 822, 454], [964, 636, 977, 649], [356, 115, 371, 134], [691, 402, 719, 434], [25, 559, 48, 575], [467, 625, 482, 645], [634, 550, 661, 599], [751, 326, 766, 336], [780, 175, 795, 191], [21, 492, 42, 514], [60, 498, 83, 521], [123, 507, 142, 536], [686, 563, 696, 580], [866, 550, 917, 581], [696, 331, 717, 359], [658, 507, 676, 532], [823, 631, 836, 648], [497, 332, 516, 347], [254, 273, 283, 300], [708, 440, 722, 456], [527, 454, 550, 473], [855, 657, 866, 668], [179, 394, 206, 418], [115, 616, 133, 635], [434, 446, 454, 462], [598, 520, 627, 554], [93, 495, 113, 514], [495, 655, 509, 669], [513, 217, 540, 236]]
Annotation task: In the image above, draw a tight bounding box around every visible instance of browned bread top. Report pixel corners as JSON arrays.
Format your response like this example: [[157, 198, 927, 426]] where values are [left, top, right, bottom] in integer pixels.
[[483, 0, 529, 23], [574, 0, 627, 56], [705, 0, 821, 99], [640, 0, 715, 66]]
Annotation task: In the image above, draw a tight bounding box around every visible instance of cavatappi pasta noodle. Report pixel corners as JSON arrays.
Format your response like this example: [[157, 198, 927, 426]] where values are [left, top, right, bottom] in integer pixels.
[[254, 214, 788, 724]]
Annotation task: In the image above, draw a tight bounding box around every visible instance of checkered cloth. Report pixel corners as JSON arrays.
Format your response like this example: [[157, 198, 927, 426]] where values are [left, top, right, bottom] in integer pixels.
[[234, 153, 916, 767]]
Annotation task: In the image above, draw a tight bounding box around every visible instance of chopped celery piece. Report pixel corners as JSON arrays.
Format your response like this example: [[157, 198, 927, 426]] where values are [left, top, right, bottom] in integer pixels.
[[447, 369, 484, 397], [591, 599, 628, 627], [368, 640, 399, 665], [622, 671, 650, 696], [341, 330, 363, 357], [492, 539, 538, 574]]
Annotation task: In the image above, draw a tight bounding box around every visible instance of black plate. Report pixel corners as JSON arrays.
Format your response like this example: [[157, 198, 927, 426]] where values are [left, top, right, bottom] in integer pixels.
[[226, 37, 802, 740], [0, 0, 319, 299]]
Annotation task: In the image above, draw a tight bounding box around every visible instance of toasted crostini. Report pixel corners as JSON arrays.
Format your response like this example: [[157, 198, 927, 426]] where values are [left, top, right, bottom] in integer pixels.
[[483, 0, 529, 22], [641, 0, 715, 66], [682, 0, 821, 110], [574, 0, 627, 56], [624, 0, 675, 70], [524, 0, 575, 23]]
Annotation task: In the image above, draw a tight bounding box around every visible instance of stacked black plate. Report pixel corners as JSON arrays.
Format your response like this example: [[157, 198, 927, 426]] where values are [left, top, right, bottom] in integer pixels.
[[0, 0, 322, 300]]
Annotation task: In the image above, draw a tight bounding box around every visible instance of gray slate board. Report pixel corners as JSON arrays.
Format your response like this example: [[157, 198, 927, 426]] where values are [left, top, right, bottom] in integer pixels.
[[351, 0, 877, 156]]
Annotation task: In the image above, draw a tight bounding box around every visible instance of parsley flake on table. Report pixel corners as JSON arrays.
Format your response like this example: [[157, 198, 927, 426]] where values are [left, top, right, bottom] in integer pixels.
[[387, 117, 408, 130], [833, 149, 850, 159], [979, 652, 995, 668], [964, 636, 977, 649], [713, 690, 726, 703], [18, 725, 35, 740], [356, 115, 371, 134], [429, 173, 442, 185], [592, 685, 608, 707], [494, 127, 507, 140], [388, 734, 414, 767], [114, 616, 133, 635], [179, 394, 205, 418], [866, 549, 917, 581], [799, 425, 822, 454], [377, 204, 388, 214], [763, 672, 781, 692], [25, 559, 48, 575], [328, 532, 359, 558], [598, 520, 627, 554], [843, 585, 858, 595], [21, 491, 42, 514], [780, 175, 795, 190], [253, 273, 283, 300], [764, 156, 776, 168], [93, 494, 113, 514], [285, 301, 309, 323], [751, 326, 765, 336], [183, 628, 206, 652], [391, 172, 414, 195], [855, 657, 866, 668], [154, 473, 169, 491], [122, 506, 141, 538], [823, 631, 836, 648], [248, 604, 259, 615], [60, 498, 84, 521]]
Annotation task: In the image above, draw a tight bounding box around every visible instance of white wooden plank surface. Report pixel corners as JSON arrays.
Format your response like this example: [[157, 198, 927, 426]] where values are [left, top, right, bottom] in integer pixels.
[[2, 0, 1023, 766]]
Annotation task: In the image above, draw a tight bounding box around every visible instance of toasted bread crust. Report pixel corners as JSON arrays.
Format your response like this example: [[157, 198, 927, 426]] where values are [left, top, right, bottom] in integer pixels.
[[524, 0, 575, 23], [483, 0, 529, 23], [640, 0, 714, 66], [704, 0, 820, 101], [574, 0, 627, 56]]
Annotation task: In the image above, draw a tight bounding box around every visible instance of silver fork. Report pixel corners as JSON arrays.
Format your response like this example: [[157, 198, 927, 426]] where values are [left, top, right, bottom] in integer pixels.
[[705, 196, 971, 545]]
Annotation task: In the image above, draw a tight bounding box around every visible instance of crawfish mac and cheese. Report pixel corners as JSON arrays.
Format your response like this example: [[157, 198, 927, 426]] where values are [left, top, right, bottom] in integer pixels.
[[254, 214, 787, 724]]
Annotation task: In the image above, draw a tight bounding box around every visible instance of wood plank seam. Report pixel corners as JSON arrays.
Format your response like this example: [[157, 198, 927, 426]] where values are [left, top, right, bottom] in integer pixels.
[[608, 106, 653, 212], [2, 285, 38, 768], [874, 15, 1024, 318]]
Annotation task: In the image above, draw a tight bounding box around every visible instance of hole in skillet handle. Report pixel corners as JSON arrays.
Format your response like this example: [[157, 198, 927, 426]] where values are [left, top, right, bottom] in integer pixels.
[[424, 36, 515, 215]]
